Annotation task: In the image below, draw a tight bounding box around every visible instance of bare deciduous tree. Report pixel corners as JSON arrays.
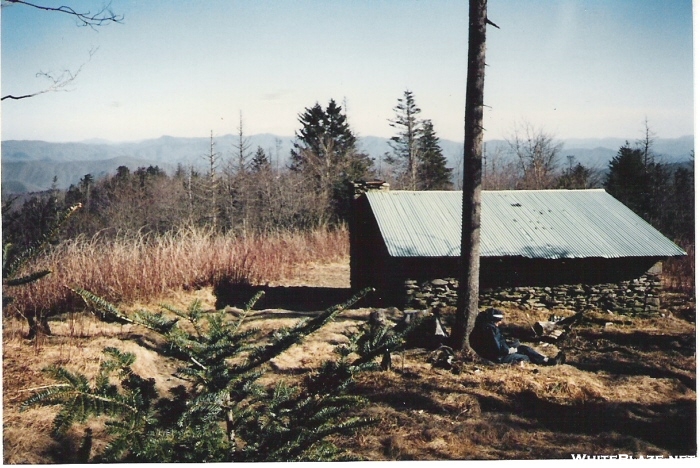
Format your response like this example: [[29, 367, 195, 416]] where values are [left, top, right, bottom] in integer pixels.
[[508, 122, 562, 189], [204, 131, 221, 230], [222, 112, 254, 236], [482, 143, 520, 190]]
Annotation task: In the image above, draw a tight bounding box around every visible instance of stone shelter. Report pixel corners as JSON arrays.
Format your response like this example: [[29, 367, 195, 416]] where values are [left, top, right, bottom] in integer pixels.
[[350, 189, 686, 310]]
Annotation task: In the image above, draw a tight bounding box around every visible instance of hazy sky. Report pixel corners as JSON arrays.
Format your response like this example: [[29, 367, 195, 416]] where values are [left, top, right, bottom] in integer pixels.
[[0, 0, 695, 143]]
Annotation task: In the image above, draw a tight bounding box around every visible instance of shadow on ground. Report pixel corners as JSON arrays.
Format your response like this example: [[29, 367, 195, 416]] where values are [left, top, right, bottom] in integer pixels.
[[513, 390, 697, 455], [566, 329, 696, 391], [214, 283, 373, 312]]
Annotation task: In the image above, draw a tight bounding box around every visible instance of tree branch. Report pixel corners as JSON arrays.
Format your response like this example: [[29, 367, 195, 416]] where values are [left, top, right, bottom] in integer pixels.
[[3, 0, 123, 28], [2, 47, 98, 101]]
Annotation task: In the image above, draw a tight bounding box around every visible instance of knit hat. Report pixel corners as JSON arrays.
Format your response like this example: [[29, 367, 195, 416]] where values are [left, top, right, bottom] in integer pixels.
[[485, 308, 504, 322]]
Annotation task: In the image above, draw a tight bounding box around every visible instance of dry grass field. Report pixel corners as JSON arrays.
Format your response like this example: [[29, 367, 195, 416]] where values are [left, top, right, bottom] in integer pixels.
[[3, 252, 696, 462]]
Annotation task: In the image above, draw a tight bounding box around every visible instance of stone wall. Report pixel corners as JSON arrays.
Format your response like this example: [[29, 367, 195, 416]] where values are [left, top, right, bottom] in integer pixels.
[[404, 274, 662, 313]]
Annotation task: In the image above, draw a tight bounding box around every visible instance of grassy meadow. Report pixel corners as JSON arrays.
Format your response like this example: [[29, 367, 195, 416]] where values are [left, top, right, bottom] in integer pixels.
[[2, 226, 696, 462], [5, 226, 349, 322]]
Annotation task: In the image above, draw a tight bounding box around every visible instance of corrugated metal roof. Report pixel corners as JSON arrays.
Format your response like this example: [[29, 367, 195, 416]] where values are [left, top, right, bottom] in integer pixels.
[[364, 189, 686, 259]]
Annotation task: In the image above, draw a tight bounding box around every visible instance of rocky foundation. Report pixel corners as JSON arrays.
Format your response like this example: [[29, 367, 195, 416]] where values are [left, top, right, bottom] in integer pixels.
[[404, 275, 662, 313]]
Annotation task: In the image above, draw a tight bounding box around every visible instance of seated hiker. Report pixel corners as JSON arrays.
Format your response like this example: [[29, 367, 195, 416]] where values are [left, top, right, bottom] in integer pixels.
[[469, 308, 565, 365]]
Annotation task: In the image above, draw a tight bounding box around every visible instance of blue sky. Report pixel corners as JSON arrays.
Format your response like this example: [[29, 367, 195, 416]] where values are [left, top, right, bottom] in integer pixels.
[[0, 0, 694, 143]]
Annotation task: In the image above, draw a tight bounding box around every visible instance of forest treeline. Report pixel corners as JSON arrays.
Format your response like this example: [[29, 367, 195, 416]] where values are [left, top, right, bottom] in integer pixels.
[[2, 95, 694, 250]]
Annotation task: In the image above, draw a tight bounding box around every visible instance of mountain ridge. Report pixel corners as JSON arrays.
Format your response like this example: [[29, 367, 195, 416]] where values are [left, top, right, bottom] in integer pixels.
[[2, 134, 693, 194]]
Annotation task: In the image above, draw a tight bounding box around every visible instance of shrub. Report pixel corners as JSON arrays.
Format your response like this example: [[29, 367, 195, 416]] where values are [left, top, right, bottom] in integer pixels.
[[663, 241, 695, 295], [21, 287, 403, 462]]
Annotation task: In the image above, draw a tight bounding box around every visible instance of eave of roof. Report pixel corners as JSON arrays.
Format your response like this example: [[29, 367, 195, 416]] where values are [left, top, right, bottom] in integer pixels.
[[364, 189, 686, 259]]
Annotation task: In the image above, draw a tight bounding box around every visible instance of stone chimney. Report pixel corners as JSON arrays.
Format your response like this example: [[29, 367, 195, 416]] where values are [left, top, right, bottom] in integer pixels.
[[351, 179, 390, 198]]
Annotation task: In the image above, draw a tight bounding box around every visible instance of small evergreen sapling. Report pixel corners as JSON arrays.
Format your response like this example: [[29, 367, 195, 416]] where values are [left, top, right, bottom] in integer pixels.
[[2, 203, 81, 337], [23, 287, 390, 462]]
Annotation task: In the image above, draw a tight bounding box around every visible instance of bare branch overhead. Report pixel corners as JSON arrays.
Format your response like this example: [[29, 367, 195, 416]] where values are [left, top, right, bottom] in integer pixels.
[[1, 47, 98, 101], [3, 0, 123, 28]]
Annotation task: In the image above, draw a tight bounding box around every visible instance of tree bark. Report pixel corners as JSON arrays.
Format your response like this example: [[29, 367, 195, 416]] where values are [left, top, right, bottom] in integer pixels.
[[26, 313, 52, 339], [451, 0, 487, 351]]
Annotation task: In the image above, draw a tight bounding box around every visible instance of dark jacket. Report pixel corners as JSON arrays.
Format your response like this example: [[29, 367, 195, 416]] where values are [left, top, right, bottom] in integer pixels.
[[469, 312, 512, 361]]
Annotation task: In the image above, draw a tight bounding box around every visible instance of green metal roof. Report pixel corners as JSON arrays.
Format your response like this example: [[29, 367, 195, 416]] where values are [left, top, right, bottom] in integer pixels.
[[363, 189, 686, 259]]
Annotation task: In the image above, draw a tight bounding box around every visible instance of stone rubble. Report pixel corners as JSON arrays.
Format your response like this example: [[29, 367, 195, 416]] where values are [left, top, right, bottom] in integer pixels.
[[403, 275, 662, 313]]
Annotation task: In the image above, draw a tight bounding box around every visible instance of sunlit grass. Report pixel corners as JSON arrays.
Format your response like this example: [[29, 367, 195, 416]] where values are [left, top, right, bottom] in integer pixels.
[[6, 226, 349, 317], [663, 241, 695, 294]]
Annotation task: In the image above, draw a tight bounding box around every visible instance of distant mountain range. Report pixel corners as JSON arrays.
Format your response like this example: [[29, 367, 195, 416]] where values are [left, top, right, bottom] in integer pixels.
[[1, 134, 694, 194]]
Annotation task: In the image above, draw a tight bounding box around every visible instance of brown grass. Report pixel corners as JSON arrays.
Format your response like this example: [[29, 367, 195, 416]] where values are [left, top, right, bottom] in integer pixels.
[[335, 301, 696, 460], [663, 241, 695, 294], [5, 226, 349, 320], [4, 279, 695, 462], [2, 312, 187, 463], [2, 234, 696, 462]]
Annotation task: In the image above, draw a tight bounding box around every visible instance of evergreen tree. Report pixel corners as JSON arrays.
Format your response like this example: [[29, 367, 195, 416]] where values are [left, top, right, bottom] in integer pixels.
[[115, 165, 131, 181], [604, 140, 684, 241], [3, 202, 82, 337], [665, 164, 694, 243], [605, 143, 647, 215], [417, 119, 453, 190], [556, 158, 598, 189], [645, 159, 671, 229], [251, 146, 271, 173], [290, 100, 358, 175], [604, 141, 672, 226], [1, 191, 61, 250], [21, 287, 402, 462], [387, 90, 422, 190], [290, 99, 373, 222]]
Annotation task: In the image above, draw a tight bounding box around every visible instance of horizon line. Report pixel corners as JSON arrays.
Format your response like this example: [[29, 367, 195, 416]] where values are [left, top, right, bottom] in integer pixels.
[[2, 133, 695, 146]]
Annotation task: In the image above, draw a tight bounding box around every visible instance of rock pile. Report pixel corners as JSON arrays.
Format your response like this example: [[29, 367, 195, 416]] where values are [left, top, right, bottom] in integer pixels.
[[404, 274, 662, 313]]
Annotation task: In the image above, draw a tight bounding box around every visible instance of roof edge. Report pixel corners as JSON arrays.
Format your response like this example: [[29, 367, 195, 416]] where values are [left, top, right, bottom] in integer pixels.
[[365, 189, 608, 194]]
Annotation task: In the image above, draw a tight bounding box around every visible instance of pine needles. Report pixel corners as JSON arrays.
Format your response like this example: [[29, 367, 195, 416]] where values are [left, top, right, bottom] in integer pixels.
[[23, 287, 383, 462], [2, 203, 81, 305]]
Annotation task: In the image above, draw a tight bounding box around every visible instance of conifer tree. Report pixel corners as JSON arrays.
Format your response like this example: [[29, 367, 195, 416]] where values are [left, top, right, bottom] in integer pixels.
[[605, 143, 652, 218], [604, 138, 688, 242], [386, 93, 452, 191], [387, 90, 422, 190], [2, 202, 82, 337], [417, 119, 453, 190], [290, 99, 373, 222], [605, 143, 661, 226], [664, 164, 694, 243], [23, 287, 410, 463], [556, 157, 599, 189], [251, 146, 271, 173]]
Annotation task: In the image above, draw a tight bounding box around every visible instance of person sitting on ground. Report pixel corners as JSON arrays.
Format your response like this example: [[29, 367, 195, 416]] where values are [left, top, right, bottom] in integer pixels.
[[469, 308, 565, 365]]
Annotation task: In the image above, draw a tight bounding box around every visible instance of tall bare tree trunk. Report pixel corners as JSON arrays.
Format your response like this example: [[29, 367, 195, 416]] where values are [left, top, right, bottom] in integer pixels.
[[452, 0, 487, 351], [207, 131, 220, 231]]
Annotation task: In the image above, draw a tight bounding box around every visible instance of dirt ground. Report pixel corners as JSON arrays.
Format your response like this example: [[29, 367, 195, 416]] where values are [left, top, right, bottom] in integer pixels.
[[2, 260, 697, 462]]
